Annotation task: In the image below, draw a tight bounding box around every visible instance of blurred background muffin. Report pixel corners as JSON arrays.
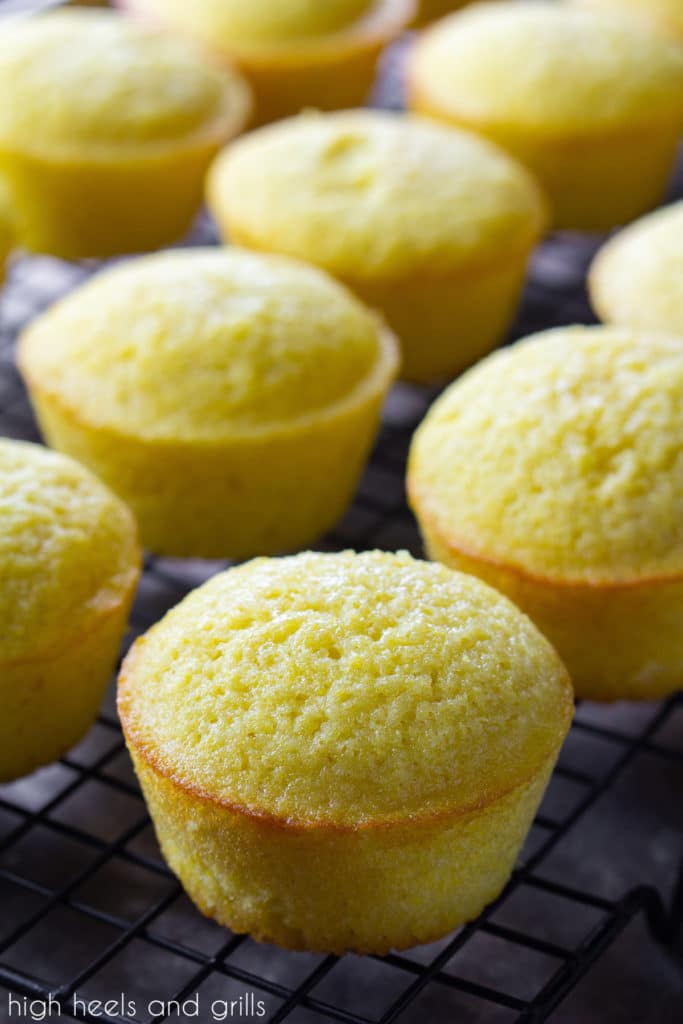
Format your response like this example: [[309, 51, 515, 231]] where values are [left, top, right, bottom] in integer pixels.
[[409, 1, 683, 231], [0, 8, 251, 259], [121, 0, 415, 125], [589, 200, 683, 335], [209, 110, 547, 383]]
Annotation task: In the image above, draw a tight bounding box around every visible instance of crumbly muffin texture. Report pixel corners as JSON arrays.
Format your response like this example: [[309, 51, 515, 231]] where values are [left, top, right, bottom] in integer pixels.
[[0, 10, 243, 153], [409, 328, 683, 584], [0, 439, 139, 661], [413, 2, 683, 134], [209, 111, 547, 280], [590, 201, 683, 334], [19, 249, 384, 442], [120, 550, 571, 827]]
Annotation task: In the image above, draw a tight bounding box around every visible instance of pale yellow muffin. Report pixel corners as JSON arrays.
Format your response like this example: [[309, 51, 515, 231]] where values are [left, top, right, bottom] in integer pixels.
[[118, 549, 572, 953], [0, 439, 140, 783], [409, 2, 683, 231], [0, 179, 14, 285], [589, 201, 683, 335], [208, 110, 547, 383], [19, 248, 398, 559], [121, 0, 415, 125], [409, 327, 683, 701], [0, 9, 251, 260], [573, 0, 683, 43]]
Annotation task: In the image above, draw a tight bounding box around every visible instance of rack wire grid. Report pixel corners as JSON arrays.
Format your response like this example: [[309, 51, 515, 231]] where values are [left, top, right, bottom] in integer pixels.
[[0, 5, 682, 1023]]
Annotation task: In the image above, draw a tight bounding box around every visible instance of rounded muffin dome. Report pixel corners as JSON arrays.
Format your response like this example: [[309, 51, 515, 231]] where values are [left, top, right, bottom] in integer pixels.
[[590, 201, 683, 335], [409, 327, 683, 585], [0, 439, 139, 663], [0, 10, 250, 155], [133, 0, 377, 47], [119, 550, 572, 827], [19, 248, 390, 443], [209, 110, 547, 280], [412, 2, 683, 136]]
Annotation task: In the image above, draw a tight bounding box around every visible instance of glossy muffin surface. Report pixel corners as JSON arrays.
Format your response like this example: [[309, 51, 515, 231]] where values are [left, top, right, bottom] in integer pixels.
[[120, 550, 572, 827], [590, 201, 683, 335]]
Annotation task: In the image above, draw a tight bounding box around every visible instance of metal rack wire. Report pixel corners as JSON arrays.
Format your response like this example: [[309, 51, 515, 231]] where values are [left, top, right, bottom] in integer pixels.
[[0, 3, 682, 1020]]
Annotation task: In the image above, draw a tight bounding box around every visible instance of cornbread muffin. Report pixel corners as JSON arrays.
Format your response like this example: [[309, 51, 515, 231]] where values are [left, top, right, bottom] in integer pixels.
[[119, 550, 572, 953], [0, 179, 14, 285], [409, 326, 683, 701], [0, 439, 140, 783], [409, 2, 683, 231], [122, 0, 415, 126], [589, 201, 683, 335], [208, 111, 547, 383], [19, 248, 398, 559], [0, 10, 251, 260], [574, 0, 683, 43]]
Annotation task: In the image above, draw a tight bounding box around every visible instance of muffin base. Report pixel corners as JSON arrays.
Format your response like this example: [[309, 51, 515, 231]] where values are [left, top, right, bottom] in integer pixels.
[[346, 252, 533, 383], [409, 88, 682, 231], [418, 516, 683, 702], [126, 742, 556, 954], [0, 587, 137, 783], [23, 334, 397, 559]]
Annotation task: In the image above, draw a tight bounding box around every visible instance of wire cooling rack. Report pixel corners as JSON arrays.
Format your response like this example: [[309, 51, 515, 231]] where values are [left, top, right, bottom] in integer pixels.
[[0, 4, 682, 1021], [1, 224, 682, 1024]]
